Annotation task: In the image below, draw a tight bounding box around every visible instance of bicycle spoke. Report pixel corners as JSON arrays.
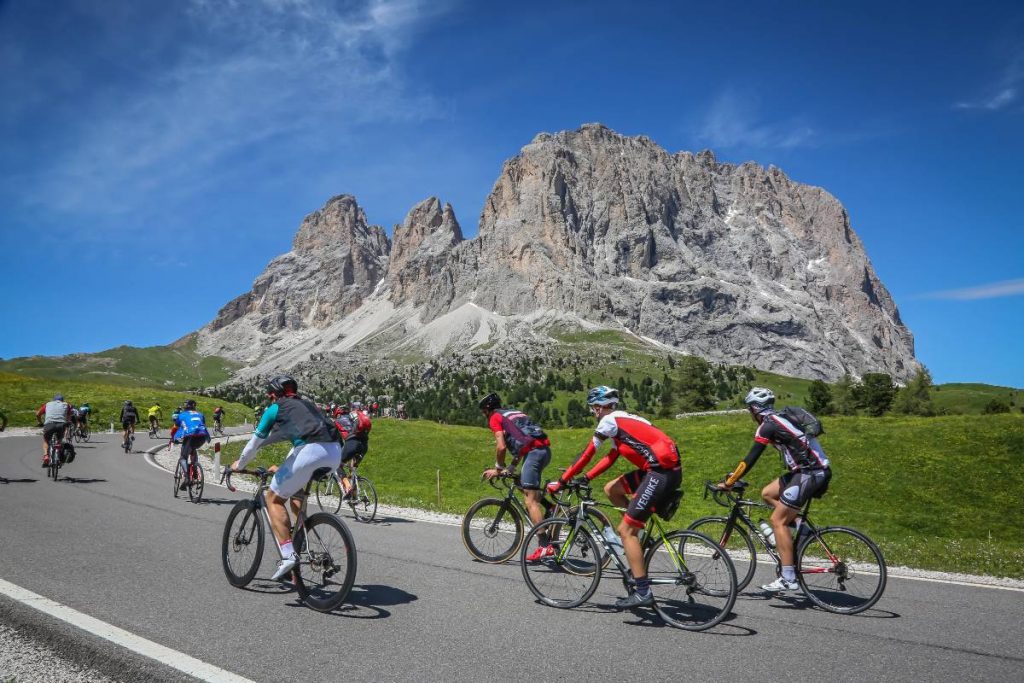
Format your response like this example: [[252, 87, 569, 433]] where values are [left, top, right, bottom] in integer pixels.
[[461, 498, 524, 563], [798, 526, 886, 614], [521, 519, 600, 608], [293, 514, 356, 612], [647, 531, 737, 631]]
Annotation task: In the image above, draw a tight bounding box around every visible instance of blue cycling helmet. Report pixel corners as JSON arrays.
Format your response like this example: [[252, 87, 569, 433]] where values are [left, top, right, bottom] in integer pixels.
[[54, 394, 64, 401], [586, 386, 620, 406]]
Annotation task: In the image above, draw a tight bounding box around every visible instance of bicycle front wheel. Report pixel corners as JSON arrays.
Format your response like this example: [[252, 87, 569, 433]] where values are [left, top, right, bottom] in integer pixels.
[[521, 518, 601, 608], [798, 526, 886, 614], [349, 476, 377, 523], [293, 512, 357, 612], [173, 462, 183, 498], [646, 530, 737, 631], [563, 505, 614, 570], [688, 516, 757, 591], [314, 475, 342, 514], [461, 498, 524, 563], [222, 500, 265, 587], [187, 461, 204, 504]]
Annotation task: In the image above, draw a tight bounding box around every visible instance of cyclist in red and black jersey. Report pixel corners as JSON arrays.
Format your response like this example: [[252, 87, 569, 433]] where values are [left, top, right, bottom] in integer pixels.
[[548, 386, 682, 609], [719, 387, 832, 593], [478, 393, 554, 562], [334, 401, 372, 498]]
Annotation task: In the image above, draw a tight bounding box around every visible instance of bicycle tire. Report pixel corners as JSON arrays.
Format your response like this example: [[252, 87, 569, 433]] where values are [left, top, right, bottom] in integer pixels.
[[173, 461, 183, 498], [81, 426, 90, 442], [797, 526, 887, 614], [554, 506, 614, 570], [187, 460, 204, 504], [461, 497, 525, 563], [688, 516, 757, 592], [348, 476, 377, 523], [521, 518, 602, 608], [222, 500, 265, 587], [292, 512, 357, 612], [646, 530, 737, 631], [314, 474, 343, 514]]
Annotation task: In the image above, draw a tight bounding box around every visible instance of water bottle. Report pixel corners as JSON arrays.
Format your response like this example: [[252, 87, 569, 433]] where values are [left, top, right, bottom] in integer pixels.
[[758, 520, 776, 547], [602, 526, 625, 560]]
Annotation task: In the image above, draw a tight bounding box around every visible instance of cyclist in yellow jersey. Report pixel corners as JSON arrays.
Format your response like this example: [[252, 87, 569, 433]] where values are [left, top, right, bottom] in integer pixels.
[[148, 404, 163, 432]]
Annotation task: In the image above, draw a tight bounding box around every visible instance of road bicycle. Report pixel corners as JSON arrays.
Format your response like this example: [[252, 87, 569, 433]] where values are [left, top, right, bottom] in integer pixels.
[[173, 442, 205, 503], [520, 479, 737, 631], [148, 419, 160, 438], [313, 462, 377, 522], [46, 432, 64, 481], [689, 480, 886, 614], [122, 423, 135, 453], [72, 421, 91, 443], [461, 470, 614, 565], [220, 466, 357, 612], [213, 420, 225, 437]]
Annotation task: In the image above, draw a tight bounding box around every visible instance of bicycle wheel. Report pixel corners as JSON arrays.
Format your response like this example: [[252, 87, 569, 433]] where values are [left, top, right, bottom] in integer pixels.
[[349, 476, 377, 522], [314, 475, 343, 514], [521, 518, 602, 608], [461, 498, 524, 563], [797, 526, 887, 614], [187, 461, 204, 504], [646, 530, 737, 631], [292, 512, 357, 612], [222, 500, 265, 587], [559, 506, 614, 570], [688, 516, 757, 592], [81, 426, 90, 442], [173, 461, 183, 498]]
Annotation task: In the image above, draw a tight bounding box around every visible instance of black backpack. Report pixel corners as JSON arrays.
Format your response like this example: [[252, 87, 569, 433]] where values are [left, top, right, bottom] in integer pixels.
[[779, 406, 824, 438]]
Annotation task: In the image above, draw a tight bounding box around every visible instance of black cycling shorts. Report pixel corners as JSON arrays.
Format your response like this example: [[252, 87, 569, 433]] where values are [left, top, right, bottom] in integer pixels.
[[122, 418, 136, 430], [43, 423, 65, 444], [517, 446, 551, 490], [621, 467, 683, 528], [180, 433, 209, 459], [778, 468, 832, 510], [341, 438, 367, 464]]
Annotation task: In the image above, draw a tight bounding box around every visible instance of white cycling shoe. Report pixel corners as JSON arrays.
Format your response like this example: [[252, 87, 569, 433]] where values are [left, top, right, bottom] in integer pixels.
[[761, 577, 800, 592], [271, 553, 299, 581]]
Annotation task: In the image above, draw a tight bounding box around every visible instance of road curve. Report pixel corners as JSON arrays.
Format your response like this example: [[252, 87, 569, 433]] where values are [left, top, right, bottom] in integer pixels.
[[1, 431, 1022, 682]]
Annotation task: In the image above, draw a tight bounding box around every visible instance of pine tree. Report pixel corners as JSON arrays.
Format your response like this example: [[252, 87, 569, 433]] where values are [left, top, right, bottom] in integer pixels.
[[857, 373, 896, 416], [676, 357, 716, 411], [892, 367, 935, 416], [832, 374, 859, 415], [807, 380, 833, 415]]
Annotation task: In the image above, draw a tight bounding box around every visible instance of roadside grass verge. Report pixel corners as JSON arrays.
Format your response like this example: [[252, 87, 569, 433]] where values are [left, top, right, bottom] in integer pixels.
[[0, 372, 253, 428], [219, 412, 1024, 578]]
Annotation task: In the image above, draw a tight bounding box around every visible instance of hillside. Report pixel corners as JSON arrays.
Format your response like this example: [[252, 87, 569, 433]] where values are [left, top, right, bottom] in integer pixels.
[[221, 412, 1024, 578], [0, 336, 242, 390]]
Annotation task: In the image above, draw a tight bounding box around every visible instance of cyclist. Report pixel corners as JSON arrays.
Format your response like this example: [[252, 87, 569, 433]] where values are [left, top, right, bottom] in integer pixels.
[[718, 387, 831, 593], [334, 401, 372, 499], [0, 407, 7, 432], [148, 403, 163, 433], [479, 393, 554, 562], [547, 386, 682, 609], [119, 400, 138, 449], [212, 406, 225, 431], [231, 374, 342, 581], [35, 394, 71, 467], [77, 403, 92, 431], [174, 399, 210, 490]]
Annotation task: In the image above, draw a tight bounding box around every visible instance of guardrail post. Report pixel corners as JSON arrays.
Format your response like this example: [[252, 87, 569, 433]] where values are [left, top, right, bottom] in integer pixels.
[[213, 442, 221, 474], [109, 421, 114, 434]]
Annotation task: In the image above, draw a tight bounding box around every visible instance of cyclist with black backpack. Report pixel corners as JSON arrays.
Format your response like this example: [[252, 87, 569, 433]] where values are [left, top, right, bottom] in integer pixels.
[[478, 393, 554, 562], [718, 387, 831, 593]]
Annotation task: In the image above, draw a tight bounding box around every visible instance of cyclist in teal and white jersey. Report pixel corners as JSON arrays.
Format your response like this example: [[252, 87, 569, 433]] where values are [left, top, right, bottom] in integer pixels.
[[231, 374, 342, 581]]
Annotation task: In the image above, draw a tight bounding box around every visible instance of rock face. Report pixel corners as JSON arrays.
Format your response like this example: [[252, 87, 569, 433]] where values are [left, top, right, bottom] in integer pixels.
[[197, 124, 918, 381]]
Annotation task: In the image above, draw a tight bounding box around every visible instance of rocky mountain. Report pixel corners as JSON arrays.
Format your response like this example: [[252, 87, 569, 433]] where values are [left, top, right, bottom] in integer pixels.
[[195, 124, 918, 382]]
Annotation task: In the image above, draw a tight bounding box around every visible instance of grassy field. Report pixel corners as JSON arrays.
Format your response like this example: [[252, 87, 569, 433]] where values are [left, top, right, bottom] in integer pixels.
[[0, 336, 241, 390], [0, 372, 253, 428], [220, 412, 1024, 578]]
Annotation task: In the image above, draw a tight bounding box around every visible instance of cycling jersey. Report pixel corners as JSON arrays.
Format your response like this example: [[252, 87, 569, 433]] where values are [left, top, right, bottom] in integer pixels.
[[39, 401, 71, 425], [175, 410, 209, 439], [238, 395, 340, 470], [148, 406, 162, 418], [336, 410, 372, 442], [725, 411, 829, 487], [120, 406, 138, 424], [489, 409, 549, 458], [560, 411, 680, 481]]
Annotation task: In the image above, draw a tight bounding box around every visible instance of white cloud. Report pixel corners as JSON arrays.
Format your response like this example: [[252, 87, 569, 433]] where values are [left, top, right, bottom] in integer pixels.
[[923, 278, 1024, 300], [5, 0, 454, 218], [696, 89, 816, 151], [954, 51, 1023, 111]]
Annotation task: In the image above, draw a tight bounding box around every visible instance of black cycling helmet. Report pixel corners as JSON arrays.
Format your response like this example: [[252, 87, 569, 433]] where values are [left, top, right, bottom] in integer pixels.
[[124, 399, 133, 406], [184, 399, 197, 410], [266, 374, 298, 397], [478, 393, 501, 411]]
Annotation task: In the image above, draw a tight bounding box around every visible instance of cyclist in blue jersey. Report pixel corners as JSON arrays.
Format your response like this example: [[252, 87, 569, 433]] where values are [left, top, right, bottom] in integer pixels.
[[232, 375, 342, 581], [174, 399, 210, 489]]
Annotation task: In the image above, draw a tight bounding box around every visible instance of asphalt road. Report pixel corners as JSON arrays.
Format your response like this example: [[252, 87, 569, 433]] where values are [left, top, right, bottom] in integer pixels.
[[1, 431, 1022, 682]]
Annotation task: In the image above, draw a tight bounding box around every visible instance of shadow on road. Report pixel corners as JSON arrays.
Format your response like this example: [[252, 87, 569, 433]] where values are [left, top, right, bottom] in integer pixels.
[[60, 477, 108, 484], [293, 583, 419, 620], [0, 477, 37, 484], [572, 600, 756, 636], [194, 497, 239, 506]]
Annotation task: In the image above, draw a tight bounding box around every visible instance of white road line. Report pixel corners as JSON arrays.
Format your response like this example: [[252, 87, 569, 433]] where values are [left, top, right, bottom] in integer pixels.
[[0, 577, 254, 683], [141, 448, 1024, 593]]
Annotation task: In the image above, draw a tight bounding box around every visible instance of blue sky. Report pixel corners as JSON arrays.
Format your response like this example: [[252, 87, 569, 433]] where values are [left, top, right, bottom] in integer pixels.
[[1, 0, 1022, 386]]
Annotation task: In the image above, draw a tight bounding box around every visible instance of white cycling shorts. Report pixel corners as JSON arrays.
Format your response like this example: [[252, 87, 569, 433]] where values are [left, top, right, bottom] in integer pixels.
[[270, 441, 342, 499]]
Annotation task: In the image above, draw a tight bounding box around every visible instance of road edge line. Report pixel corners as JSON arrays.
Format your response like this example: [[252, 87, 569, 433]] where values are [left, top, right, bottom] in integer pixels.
[[0, 577, 254, 683]]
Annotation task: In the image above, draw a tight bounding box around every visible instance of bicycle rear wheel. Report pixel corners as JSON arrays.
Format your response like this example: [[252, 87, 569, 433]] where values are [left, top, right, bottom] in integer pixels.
[[688, 516, 757, 592], [646, 530, 737, 631], [797, 526, 886, 614], [187, 460, 204, 503], [173, 462, 183, 498], [521, 518, 601, 608], [293, 512, 357, 612], [349, 476, 377, 522], [314, 474, 343, 514], [222, 500, 265, 587], [461, 498, 524, 563]]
